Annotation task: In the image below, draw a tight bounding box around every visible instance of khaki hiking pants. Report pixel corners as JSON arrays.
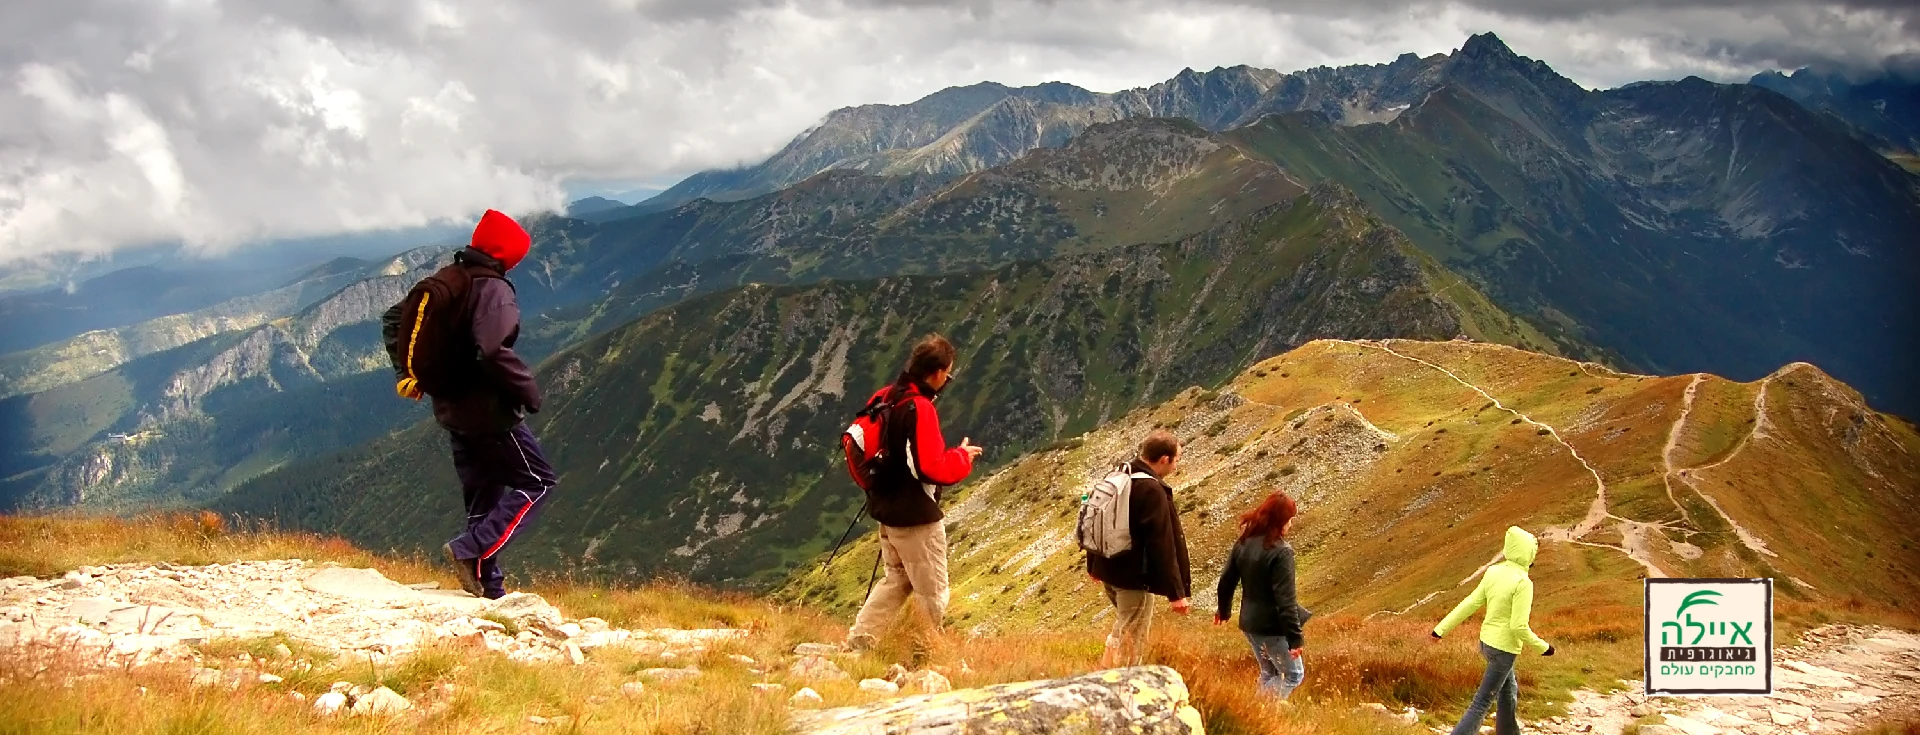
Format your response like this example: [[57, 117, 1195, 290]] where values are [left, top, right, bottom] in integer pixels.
[[1104, 583, 1154, 665], [848, 522, 949, 645]]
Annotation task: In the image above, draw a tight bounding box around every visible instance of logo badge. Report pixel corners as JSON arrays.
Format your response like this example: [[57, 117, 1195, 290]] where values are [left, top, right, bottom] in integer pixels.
[[1645, 578, 1772, 696]]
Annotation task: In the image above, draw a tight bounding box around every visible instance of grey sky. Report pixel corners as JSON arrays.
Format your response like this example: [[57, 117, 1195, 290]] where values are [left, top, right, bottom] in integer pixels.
[[1, 0, 1914, 263]]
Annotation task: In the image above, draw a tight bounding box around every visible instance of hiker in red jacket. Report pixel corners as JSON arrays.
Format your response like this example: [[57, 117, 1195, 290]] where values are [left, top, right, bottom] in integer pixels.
[[845, 334, 982, 651], [382, 209, 556, 600]]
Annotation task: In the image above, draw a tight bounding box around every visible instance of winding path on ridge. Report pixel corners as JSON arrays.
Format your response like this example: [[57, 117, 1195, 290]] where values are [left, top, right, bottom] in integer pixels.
[[1665, 368, 1785, 560], [1334, 339, 1666, 579]]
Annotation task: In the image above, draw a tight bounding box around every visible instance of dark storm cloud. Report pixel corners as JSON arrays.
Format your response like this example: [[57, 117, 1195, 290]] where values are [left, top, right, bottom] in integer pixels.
[[1, 0, 1913, 262]]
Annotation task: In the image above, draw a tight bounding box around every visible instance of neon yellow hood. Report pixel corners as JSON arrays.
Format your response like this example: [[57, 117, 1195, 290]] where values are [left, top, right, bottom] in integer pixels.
[[1433, 526, 1552, 655], [1504, 526, 1538, 568]]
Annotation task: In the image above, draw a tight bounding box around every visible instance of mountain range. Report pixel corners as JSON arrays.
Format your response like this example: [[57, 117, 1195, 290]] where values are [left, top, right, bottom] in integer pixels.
[[1, 34, 1914, 601], [216, 183, 1557, 585]]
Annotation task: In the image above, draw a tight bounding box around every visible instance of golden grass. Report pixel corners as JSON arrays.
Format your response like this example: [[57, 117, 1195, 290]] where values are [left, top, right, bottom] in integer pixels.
[[5, 509, 1916, 735], [0, 512, 449, 585]]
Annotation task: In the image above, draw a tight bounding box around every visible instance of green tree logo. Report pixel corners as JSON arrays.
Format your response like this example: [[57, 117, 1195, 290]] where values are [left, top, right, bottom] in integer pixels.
[[1660, 590, 1754, 645]]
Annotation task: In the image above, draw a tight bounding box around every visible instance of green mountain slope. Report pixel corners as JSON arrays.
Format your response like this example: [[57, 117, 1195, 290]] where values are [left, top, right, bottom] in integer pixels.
[[789, 339, 1920, 633], [1222, 36, 1920, 414], [216, 185, 1560, 586]]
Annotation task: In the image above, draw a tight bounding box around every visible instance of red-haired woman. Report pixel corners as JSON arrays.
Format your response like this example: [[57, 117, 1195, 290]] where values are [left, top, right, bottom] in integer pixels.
[[1214, 491, 1311, 699]]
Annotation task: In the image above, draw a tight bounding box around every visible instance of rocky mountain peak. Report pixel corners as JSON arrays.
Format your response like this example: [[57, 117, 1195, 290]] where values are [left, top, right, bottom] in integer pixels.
[[1457, 31, 1517, 61]]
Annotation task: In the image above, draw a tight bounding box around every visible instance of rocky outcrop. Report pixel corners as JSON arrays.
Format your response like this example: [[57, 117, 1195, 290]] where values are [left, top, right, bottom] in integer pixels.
[[0, 561, 747, 669], [791, 666, 1205, 735]]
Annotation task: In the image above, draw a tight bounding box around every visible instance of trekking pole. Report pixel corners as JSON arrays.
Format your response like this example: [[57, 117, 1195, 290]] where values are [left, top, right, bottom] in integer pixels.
[[822, 501, 869, 570], [866, 547, 882, 600]]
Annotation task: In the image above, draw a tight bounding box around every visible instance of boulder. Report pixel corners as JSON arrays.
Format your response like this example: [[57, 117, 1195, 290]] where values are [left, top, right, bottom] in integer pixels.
[[859, 679, 901, 695], [900, 670, 953, 695], [350, 686, 411, 716], [312, 691, 348, 716], [883, 663, 910, 683], [790, 688, 825, 707], [791, 666, 1204, 735], [621, 681, 647, 698]]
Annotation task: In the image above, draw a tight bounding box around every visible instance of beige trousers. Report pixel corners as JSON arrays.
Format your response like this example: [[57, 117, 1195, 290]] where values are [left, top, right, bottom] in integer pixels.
[[848, 522, 950, 645], [1104, 583, 1155, 665]]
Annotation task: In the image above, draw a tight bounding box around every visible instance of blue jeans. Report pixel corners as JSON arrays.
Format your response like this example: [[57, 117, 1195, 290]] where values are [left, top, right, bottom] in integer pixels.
[[1450, 642, 1520, 735], [1246, 633, 1305, 699]]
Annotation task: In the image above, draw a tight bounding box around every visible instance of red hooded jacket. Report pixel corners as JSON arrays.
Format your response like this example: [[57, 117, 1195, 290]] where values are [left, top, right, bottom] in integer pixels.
[[866, 378, 974, 527]]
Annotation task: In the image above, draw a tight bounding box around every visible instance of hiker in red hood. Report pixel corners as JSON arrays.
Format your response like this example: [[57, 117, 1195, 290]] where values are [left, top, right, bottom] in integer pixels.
[[382, 209, 556, 600], [845, 334, 982, 652]]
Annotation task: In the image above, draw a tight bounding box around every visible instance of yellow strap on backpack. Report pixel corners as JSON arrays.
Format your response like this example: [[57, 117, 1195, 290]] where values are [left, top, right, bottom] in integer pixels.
[[397, 291, 430, 401]]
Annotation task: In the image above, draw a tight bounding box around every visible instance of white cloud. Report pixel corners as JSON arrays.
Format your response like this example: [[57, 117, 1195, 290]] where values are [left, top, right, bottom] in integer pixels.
[[0, 0, 1913, 263]]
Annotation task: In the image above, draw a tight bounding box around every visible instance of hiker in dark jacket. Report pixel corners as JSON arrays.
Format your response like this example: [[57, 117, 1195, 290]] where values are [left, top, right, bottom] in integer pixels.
[[1088, 430, 1192, 667], [1216, 491, 1311, 699], [382, 209, 555, 600], [844, 334, 982, 651]]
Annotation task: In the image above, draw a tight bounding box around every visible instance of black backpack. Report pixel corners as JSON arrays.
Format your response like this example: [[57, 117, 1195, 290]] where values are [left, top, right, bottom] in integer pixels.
[[381, 261, 504, 399]]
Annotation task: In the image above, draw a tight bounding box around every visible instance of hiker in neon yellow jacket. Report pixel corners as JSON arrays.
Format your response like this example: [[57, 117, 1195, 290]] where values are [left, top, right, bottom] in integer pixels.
[[1431, 526, 1556, 735]]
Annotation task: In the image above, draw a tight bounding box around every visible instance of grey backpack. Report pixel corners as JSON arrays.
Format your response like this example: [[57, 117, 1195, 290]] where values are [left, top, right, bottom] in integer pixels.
[[1076, 466, 1153, 558]]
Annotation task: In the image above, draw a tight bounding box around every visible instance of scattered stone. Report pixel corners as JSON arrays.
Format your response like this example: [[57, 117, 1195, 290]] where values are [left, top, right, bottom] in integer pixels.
[[559, 623, 583, 639], [405, 582, 439, 590], [289, 691, 305, 703], [528, 716, 551, 725], [790, 687, 825, 707], [621, 681, 647, 698], [257, 673, 284, 684], [350, 686, 410, 716], [729, 654, 757, 666], [794, 642, 842, 656], [312, 691, 348, 716], [790, 655, 851, 681], [859, 678, 900, 695], [751, 683, 785, 694], [1359, 702, 1390, 714], [579, 618, 610, 634], [565, 641, 585, 666], [639, 667, 701, 682], [488, 593, 566, 636], [1635, 727, 1678, 735], [270, 643, 293, 660], [330, 681, 354, 694], [1659, 715, 1719, 735], [189, 668, 224, 689]]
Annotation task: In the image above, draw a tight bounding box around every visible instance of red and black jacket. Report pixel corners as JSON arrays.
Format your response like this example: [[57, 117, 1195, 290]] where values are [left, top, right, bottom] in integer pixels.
[[865, 376, 975, 527]]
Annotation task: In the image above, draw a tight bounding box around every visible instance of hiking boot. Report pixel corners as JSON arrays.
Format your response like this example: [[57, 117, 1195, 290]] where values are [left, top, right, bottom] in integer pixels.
[[442, 543, 484, 597]]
